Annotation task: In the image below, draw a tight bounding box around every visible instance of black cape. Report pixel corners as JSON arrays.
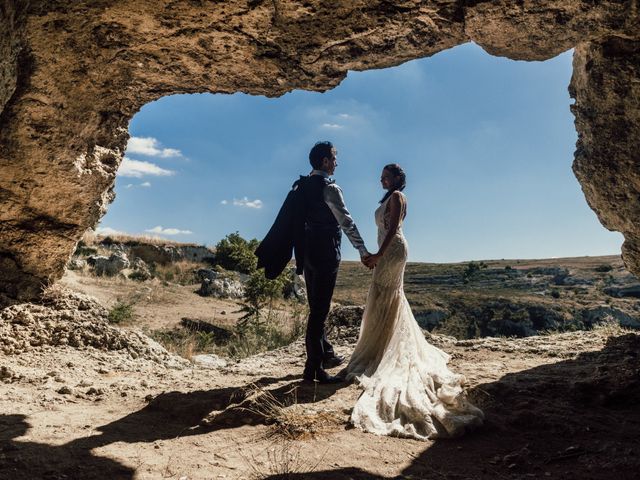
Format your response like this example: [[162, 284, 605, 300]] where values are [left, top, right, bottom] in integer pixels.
[[255, 176, 307, 279]]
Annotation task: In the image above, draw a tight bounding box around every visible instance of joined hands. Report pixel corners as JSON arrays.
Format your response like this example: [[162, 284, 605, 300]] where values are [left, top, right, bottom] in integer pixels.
[[361, 252, 382, 269]]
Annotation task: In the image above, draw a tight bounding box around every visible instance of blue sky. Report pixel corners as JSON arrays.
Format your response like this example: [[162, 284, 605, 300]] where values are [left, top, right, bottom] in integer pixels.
[[99, 42, 623, 263]]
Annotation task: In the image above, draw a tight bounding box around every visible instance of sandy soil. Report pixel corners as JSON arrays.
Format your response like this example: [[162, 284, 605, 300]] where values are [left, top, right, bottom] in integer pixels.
[[1, 317, 638, 479], [60, 270, 247, 330]]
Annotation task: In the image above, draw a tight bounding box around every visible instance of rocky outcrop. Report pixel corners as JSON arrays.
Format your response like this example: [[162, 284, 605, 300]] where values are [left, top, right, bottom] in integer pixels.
[[89, 251, 130, 276], [570, 37, 640, 277], [124, 243, 214, 265], [0, 1, 639, 300], [0, 285, 187, 367], [198, 277, 245, 299], [0, 0, 26, 115]]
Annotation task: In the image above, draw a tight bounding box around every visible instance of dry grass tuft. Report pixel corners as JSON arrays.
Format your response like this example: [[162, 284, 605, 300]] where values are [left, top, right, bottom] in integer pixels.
[[235, 386, 332, 479], [152, 260, 204, 285], [82, 228, 203, 247], [240, 437, 327, 479], [147, 328, 200, 360], [41, 283, 73, 303], [591, 320, 630, 337], [241, 384, 342, 440]]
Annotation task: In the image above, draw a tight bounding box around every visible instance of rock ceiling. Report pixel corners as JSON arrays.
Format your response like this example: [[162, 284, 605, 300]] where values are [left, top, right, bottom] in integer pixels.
[[0, 0, 639, 301]]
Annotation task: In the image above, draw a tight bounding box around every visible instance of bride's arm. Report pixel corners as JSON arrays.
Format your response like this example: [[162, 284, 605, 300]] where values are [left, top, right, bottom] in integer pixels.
[[366, 191, 405, 267]]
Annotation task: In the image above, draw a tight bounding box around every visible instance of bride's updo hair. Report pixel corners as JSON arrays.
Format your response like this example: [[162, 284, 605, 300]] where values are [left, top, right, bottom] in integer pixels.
[[380, 163, 406, 204]]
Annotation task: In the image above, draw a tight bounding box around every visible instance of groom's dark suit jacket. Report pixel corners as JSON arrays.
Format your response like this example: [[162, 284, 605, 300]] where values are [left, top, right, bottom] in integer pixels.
[[256, 176, 307, 279], [255, 175, 340, 279]]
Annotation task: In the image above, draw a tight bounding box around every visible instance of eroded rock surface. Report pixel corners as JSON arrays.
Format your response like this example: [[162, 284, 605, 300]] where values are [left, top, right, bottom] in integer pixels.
[[0, 285, 187, 367], [0, 1, 639, 300]]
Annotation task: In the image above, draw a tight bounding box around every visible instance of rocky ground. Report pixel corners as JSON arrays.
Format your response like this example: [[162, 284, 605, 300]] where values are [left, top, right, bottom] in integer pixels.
[[1, 285, 639, 479], [336, 255, 640, 338]]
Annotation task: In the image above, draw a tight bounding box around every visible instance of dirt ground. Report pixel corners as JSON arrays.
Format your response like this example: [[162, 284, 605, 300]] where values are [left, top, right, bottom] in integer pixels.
[[1, 267, 639, 479], [60, 270, 245, 330]]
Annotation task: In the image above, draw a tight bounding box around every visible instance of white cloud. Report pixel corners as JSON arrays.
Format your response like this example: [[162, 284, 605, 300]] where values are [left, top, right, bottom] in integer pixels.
[[229, 197, 263, 209], [145, 226, 193, 235], [96, 226, 129, 236], [338, 113, 351, 119], [118, 157, 175, 178], [220, 200, 228, 205], [127, 136, 183, 158], [140, 181, 151, 188], [124, 183, 134, 189], [321, 123, 343, 129]]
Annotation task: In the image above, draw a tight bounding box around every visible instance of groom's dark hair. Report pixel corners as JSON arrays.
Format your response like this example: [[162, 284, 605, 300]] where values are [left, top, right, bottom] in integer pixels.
[[309, 141, 334, 169]]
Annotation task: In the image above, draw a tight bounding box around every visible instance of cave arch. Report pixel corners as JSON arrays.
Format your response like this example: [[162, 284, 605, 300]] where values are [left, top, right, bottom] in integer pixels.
[[0, 1, 638, 301]]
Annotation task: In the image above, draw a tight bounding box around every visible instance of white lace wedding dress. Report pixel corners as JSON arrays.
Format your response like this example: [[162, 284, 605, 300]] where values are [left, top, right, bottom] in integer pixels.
[[345, 193, 484, 440]]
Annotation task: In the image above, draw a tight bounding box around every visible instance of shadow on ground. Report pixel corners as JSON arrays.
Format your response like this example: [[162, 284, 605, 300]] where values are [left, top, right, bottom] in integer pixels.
[[0, 373, 345, 479], [263, 334, 640, 479], [1, 335, 638, 479]]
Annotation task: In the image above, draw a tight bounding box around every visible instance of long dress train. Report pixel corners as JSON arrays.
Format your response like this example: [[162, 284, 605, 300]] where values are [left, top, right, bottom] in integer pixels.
[[345, 193, 484, 440]]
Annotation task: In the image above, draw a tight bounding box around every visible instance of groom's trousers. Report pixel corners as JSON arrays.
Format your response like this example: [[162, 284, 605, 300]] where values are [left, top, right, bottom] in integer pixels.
[[303, 239, 340, 374]]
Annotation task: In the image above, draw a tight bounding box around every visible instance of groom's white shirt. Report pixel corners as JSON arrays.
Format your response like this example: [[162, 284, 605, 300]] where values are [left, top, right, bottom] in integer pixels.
[[310, 169, 369, 257]]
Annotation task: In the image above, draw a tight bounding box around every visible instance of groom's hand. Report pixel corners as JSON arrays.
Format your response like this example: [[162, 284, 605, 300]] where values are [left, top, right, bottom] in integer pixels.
[[364, 253, 381, 269], [361, 253, 373, 269]]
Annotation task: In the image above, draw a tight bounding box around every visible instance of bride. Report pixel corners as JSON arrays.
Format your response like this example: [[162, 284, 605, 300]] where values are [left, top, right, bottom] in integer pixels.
[[345, 164, 484, 440]]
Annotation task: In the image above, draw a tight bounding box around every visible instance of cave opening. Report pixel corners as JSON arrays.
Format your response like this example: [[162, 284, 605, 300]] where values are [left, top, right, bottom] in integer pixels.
[[60, 41, 631, 350], [98, 42, 622, 262]]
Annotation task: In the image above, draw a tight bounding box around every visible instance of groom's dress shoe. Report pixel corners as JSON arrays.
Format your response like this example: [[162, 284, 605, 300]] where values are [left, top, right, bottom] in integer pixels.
[[322, 354, 345, 369], [302, 369, 343, 384]]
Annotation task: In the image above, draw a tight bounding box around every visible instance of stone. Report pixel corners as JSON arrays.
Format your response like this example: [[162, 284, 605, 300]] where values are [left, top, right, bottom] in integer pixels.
[[326, 305, 365, 343], [581, 306, 640, 329], [283, 270, 307, 302], [0, 2, 639, 301], [0, 365, 19, 383], [603, 285, 640, 299], [192, 354, 228, 369], [196, 269, 218, 282], [90, 252, 130, 276], [415, 309, 448, 331], [128, 257, 152, 281], [198, 277, 244, 299], [67, 258, 86, 270]]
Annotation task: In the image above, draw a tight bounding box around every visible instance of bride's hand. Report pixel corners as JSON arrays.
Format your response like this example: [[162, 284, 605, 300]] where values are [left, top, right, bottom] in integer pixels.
[[364, 253, 382, 269]]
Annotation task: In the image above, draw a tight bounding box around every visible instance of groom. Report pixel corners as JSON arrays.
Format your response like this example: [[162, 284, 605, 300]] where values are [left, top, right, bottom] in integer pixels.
[[301, 141, 370, 384]]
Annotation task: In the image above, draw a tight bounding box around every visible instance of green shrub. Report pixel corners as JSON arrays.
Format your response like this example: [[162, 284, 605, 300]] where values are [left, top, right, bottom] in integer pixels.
[[196, 331, 217, 350], [225, 318, 304, 359], [237, 269, 288, 330], [550, 289, 561, 299], [213, 232, 260, 274], [150, 313, 305, 361], [462, 261, 487, 281], [108, 301, 135, 324], [595, 264, 613, 273]]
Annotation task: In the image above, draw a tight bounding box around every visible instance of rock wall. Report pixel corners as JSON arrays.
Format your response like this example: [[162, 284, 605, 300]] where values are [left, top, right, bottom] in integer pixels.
[[0, 0, 24, 115], [570, 36, 640, 279], [0, 0, 639, 301]]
